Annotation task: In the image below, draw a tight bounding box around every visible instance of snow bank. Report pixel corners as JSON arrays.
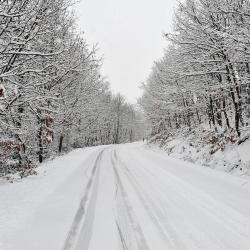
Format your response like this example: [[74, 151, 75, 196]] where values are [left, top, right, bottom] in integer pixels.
[[148, 126, 250, 176]]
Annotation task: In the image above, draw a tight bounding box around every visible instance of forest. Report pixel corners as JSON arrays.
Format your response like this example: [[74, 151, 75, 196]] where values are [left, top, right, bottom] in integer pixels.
[[1, 0, 250, 178], [1, 1, 250, 248], [140, 0, 250, 157], [0, 0, 143, 177]]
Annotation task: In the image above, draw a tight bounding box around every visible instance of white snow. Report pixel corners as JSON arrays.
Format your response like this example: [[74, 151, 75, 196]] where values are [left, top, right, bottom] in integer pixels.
[[1, 142, 250, 250], [0, 146, 106, 250], [154, 129, 250, 176]]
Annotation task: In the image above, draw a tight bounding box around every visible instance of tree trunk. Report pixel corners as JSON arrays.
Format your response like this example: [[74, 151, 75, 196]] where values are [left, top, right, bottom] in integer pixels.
[[222, 97, 230, 129], [59, 134, 64, 153], [38, 126, 43, 163], [209, 96, 216, 129]]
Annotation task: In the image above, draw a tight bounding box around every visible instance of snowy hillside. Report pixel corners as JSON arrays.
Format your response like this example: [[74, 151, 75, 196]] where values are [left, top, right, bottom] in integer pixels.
[[148, 126, 250, 176]]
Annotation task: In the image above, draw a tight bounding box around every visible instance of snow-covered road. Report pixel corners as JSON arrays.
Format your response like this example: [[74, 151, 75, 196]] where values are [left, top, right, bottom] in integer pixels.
[[1, 143, 250, 250], [68, 143, 250, 250]]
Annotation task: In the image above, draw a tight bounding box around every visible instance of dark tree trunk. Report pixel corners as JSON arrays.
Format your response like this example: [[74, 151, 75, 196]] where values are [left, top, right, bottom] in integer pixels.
[[58, 134, 64, 153], [38, 126, 43, 163], [209, 96, 216, 128], [222, 97, 230, 129], [226, 65, 241, 137]]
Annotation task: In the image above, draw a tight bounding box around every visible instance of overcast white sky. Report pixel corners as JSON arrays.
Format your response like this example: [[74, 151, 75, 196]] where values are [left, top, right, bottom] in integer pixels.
[[74, 0, 178, 103]]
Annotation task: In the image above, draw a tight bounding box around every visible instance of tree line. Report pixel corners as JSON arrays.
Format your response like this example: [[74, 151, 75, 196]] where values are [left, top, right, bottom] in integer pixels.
[[140, 0, 250, 145], [0, 0, 142, 177]]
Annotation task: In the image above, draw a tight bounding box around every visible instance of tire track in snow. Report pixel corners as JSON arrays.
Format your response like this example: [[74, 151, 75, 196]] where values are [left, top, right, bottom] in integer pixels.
[[114, 150, 186, 250], [135, 151, 250, 240], [63, 149, 105, 250], [111, 150, 150, 250], [115, 220, 129, 250], [122, 148, 250, 249]]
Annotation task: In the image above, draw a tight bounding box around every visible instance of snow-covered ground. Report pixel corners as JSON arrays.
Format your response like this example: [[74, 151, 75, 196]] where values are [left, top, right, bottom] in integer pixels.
[[150, 127, 250, 176], [1, 142, 250, 250], [0, 146, 106, 250]]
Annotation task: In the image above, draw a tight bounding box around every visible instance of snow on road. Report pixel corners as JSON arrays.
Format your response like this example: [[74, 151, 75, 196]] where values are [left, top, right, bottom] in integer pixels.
[[0, 146, 106, 250], [1, 143, 250, 250]]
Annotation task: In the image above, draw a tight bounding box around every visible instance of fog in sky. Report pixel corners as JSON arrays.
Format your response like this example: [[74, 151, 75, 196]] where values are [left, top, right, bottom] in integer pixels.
[[75, 0, 178, 103]]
